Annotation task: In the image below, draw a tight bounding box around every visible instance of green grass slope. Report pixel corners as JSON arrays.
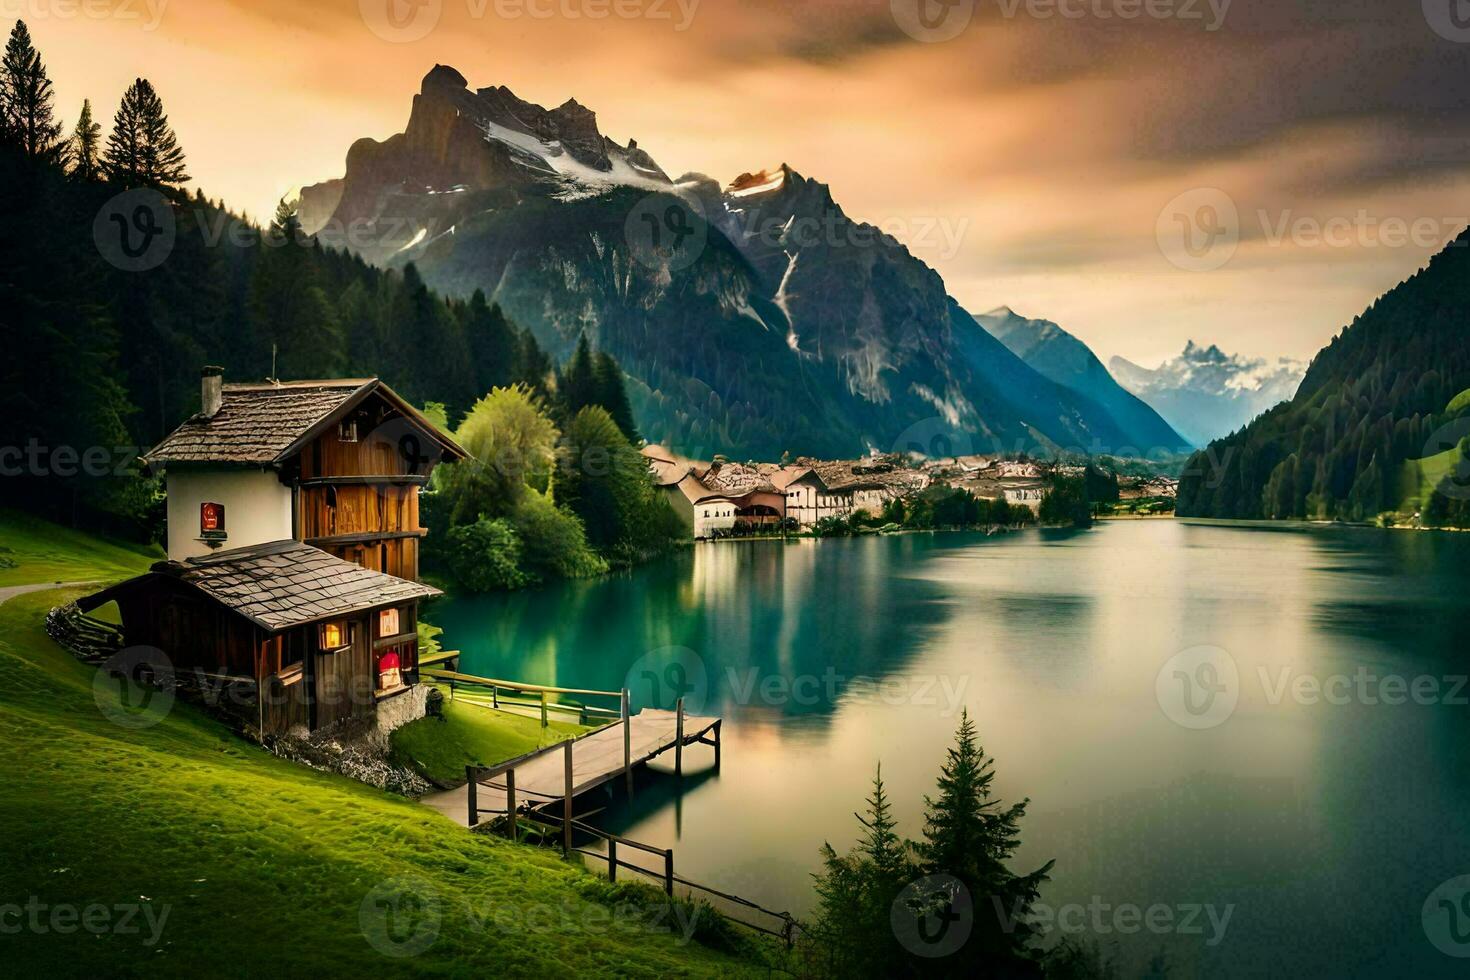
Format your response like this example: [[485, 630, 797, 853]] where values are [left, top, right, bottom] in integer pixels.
[[0, 533, 758, 976], [0, 509, 159, 586], [392, 699, 588, 787]]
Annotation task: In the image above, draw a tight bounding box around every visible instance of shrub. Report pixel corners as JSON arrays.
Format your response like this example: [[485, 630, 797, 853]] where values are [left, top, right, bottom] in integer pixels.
[[444, 517, 531, 591], [511, 490, 609, 580]]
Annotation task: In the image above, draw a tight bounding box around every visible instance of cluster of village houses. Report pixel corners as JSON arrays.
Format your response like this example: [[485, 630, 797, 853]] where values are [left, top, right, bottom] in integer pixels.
[[640, 445, 1178, 540]]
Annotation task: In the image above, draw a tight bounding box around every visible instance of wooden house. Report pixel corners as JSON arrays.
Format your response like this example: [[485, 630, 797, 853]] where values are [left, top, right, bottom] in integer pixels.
[[78, 368, 468, 738]]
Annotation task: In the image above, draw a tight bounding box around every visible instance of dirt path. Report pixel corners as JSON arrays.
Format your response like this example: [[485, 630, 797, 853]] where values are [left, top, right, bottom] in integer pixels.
[[0, 582, 95, 606]]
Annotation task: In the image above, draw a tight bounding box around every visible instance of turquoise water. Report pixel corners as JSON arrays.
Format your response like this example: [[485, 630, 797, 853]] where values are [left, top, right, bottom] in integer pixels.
[[431, 521, 1470, 977]]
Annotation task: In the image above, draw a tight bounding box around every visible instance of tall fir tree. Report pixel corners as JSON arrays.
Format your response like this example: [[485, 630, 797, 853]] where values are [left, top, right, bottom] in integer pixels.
[[463, 289, 520, 394], [1, 20, 62, 160], [557, 333, 598, 420], [592, 351, 639, 443], [66, 98, 101, 179], [917, 709, 1054, 971], [103, 78, 188, 186], [807, 765, 919, 978], [247, 199, 342, 380]]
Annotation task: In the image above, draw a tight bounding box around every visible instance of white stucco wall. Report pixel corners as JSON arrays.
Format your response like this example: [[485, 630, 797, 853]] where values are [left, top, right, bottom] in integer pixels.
[[165, 468, 294, 560], [693, 500, 737, 539], [785, 483, 854, 528]]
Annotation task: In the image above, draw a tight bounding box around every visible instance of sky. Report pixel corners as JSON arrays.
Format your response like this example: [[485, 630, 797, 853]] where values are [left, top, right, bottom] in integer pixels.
[[31, 0, 1470, 367]]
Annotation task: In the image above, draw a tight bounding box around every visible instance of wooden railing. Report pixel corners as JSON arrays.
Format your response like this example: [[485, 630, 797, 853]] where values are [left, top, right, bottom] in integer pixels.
[[422, 666, 623, 727]]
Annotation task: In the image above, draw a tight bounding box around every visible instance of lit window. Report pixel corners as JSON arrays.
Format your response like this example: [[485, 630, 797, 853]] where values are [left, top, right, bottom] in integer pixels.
[[338, 419, 359, 443], [320, 621, 348, 650], [379, 608, 400, 637]]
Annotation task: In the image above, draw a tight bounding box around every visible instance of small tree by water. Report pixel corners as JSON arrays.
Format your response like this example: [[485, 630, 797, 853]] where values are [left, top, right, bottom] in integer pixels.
[[804, 714, 1058, 978]]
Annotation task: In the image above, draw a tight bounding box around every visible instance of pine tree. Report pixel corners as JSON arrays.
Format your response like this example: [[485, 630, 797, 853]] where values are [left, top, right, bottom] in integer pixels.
[[807, 764, 918, 978], [463, 290, 520, 393], [918, 709, 1054, 970], [103, 78, 188, 186], [557, 333, 597, 421], [592, 351, 640, 443], [248, 199, 342, 379], [1, 20, 62, 159], [66, 98, 101, 179]]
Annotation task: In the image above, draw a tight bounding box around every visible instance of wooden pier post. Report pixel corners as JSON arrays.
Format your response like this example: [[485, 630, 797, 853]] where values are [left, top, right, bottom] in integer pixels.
[[465, 766, 477, 827], [675, 697, 684, 776], [491, 684, 497, 709], [607, 840, 617, 882], [664, 849, 674, 896], [505, 768, 517, 842], [562, 739, 574, 856], [540, 690, 549, 729], [713, 719, 722, 769], [621, 688, 632, 795]]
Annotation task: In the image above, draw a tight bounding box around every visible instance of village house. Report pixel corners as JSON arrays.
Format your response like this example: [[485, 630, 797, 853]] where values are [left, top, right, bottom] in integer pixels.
[[1002, 485, 1047, 512], [641, 446, 787, 539], [78, 368, 468, 739], [774, 457, 928, 528]]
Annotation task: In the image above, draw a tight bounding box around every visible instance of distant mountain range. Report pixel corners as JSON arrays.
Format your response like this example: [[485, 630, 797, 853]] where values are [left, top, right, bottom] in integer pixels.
[[974, 307, 1186, 451], [298, 65, 1188, 460], [1110, 343, 1305, 447]]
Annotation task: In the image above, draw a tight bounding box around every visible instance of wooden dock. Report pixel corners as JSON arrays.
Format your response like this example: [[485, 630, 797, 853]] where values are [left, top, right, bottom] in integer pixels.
[[420, 706, 721, 829]]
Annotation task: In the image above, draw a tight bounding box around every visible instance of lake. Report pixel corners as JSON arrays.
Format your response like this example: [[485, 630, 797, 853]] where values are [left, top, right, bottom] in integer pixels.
[[431, 520, 1470, 977]]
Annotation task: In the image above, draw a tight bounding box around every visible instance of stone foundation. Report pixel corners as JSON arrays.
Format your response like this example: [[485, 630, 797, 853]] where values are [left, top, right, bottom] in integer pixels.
[[375, 684, 429, 735]]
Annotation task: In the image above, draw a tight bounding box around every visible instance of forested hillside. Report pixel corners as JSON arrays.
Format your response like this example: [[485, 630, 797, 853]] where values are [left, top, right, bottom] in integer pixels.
[[1177, 228, 1470, 524], [0, 72, 558, 536]]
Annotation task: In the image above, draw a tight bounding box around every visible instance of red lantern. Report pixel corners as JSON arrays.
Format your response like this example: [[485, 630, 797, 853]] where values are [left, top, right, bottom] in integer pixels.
[[378, 650, 402, 690], [200, 501, 225, 533]]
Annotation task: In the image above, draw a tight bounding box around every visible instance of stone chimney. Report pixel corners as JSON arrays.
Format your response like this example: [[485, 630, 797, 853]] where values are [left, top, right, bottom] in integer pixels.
[[201, 365, 224, 418]]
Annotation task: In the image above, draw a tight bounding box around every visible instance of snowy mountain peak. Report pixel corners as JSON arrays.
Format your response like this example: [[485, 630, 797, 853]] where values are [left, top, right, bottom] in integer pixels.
[[1110, 343, 1306, 446], [727, 165, 790, 198]]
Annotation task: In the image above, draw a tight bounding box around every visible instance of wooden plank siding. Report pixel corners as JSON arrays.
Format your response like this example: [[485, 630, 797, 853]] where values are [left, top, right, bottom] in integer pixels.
[[292, 402, 432, 583], [310, 614, 375, 730]]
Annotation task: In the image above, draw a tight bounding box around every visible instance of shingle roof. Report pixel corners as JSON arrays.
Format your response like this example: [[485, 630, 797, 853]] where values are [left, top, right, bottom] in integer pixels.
[[701, 461, 777, 496], [154, 540, 439, 632], [675, 472, 734, 505], [143, 380, 372, 465], [142, 378, 468, 466]]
